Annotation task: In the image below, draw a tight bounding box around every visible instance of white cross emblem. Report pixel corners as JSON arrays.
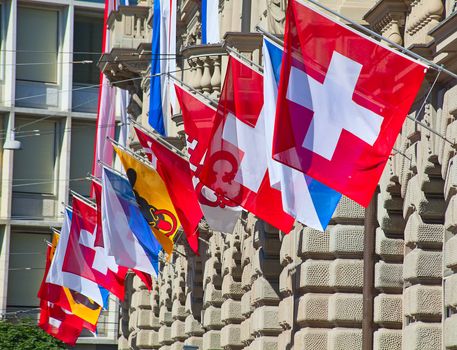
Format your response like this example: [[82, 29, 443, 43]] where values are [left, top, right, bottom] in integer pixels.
[[79, 227, 118, 275], [222, 111, 267, 193], [286, 51, 384, 161]]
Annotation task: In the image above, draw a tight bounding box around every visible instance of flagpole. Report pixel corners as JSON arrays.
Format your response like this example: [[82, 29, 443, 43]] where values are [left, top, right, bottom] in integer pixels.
[[128, 118, 189, 159], [168, 74, 219, 109], [224, 45, 263, 72], [70, 190, 97, 209], [255, 26, 456, 147], [98, 158, 129, 180]]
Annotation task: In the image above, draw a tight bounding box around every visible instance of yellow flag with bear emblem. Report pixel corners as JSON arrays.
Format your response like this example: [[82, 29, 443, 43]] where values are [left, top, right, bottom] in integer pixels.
[[114, 145, 179, 257]]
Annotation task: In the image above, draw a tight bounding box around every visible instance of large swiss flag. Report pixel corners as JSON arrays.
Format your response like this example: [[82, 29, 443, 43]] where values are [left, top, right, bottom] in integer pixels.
[[273, 0, 427, 207]]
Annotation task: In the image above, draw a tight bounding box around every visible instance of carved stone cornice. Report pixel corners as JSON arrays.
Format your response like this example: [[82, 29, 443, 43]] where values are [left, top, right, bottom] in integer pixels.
[[364, 0, 408, 46]]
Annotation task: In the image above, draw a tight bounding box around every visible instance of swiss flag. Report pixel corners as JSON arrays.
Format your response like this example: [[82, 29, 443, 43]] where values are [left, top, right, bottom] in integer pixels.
[[273, 0, 427, 207], [134, 126, 203, 254], [39, 299, 85, 345], [62, 197, 127, 300], [198, 55, 294, 233]]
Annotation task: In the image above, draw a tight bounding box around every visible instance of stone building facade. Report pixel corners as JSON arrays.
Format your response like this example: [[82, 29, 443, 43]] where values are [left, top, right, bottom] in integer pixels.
[[101, 0, 457, 349]]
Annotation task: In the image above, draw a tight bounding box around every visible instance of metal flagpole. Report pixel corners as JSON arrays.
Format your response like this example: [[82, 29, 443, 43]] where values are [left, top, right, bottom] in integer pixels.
[[167, 73, 219, 109], [254, 26, 456, 147], [224, 45, 264, 72], [70, 190, 97, 209], [128, 117, 189, 160]]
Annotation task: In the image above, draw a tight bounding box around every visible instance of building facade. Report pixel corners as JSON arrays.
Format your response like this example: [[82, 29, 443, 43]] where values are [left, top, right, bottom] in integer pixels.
[[103, 0, 457, 349], [0, 0, 119, 348]]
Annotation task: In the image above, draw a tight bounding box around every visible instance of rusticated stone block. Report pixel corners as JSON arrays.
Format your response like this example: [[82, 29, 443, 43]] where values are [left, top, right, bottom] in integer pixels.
[[328, 328, 362, 350], [279, 264, 294, 296], [299, 226, 332, 259], [329, 225, 364, 257], [202, 330, 221, 350], [171, 319, 186, 341], [375, 228, 404, 261], [184, 314, 204, 336], [202, 305, 223, 330], [251, 306, 282, 336], [297, 293, 329, 326], [278, 296, 293, 329], [133, 274, 148, 291], [294, 328, 328, 350], [278, 330, 292, 350], [445, 196, 457, 234], [373, 329, 402, 350], [222, 274, 243, 299], [242, 236, 254, 266], [158, 325, 172, 345], [138, 309, 160, 330], [222, 247, 242, 278], [329, 259, 363, 291], [280, 230, 296, 266], [221, 299, 243, 324], [250, 276, 280, 306], [403, 249, 442, 283], [241, 290, 253, 316], [128, 331, 137, 349], [375, 261, 403, 292], [403, 322, 441, 349], [169, 342, 184, 350], [374, 294, 402, 327], [203, 283, 223, 308], [328, 293, 363, 326], [332, 196, 365, 224], [445, 155, 457, 201], [132, 290, 152, 310], [404, 176, 445, 221], [252, 248, 282, 279], [119, 336, 129, 350], [446, 235, 457, 269], [378, 205, 406, 235], [241, 263, 254, 291], [129, 310, 139, 332], [240, 318, 253, 344], [220, 324, 243, 349], [158, 345, 170, 350], [184, 336, 203, 349], [445, 274, 457, 307], [405, 212, 444, 248], [136, 329, 158, 349], [159, 305, 173, 326], [171, 299, 187, 321], [404, 285, 442, 321], [444, 314, 457, 348], [297, 260, 331, 291], [249, 336, 278, 350]]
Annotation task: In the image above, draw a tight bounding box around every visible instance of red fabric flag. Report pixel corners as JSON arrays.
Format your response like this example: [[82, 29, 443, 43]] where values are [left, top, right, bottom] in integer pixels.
[[62, 197, 127, 300], [197, 56, 294, 233], [272, 0, 427, 207], [175, 84, 241, 233], [39, 299, 85, 346], [134, 126, 202, 254]]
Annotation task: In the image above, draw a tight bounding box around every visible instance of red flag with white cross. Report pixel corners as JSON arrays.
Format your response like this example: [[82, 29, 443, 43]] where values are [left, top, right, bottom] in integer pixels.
[[62, 197, 127, 300], [272, 0, 427, 207]]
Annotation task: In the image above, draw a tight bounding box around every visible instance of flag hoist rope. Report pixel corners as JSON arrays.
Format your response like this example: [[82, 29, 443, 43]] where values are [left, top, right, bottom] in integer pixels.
[[254, 25, 456, 147]]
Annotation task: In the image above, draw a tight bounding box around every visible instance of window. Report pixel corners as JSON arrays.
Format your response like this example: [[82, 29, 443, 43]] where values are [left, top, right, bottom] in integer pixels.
[[7, 232, 51, 308], [70, 121, 95, 197], [16, 7, 58, 83], [13, 118, 59, 194], [73, 15, 103, 85]]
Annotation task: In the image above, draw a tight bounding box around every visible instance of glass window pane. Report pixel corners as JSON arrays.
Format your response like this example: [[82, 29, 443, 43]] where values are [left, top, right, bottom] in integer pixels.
[[70, 121, 95, 197], [16, 7, 58, 83], [13, 118, 57, 194], [7, 232, 50, 308]]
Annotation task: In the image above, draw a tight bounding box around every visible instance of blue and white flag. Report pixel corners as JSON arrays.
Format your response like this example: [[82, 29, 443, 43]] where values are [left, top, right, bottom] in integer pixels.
[[263, 38, 342, 231], [149, 0, 176, 135], [101, 167, 161, 277], [202, 0, 220, 44]]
